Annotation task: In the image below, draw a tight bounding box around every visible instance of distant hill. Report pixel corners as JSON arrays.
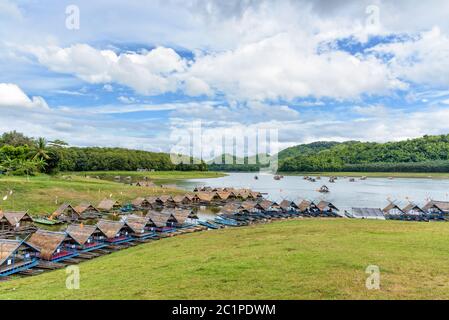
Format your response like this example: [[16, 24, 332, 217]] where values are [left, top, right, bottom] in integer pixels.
[[278, 134, 449, 173], [207, 153, 271, 172]]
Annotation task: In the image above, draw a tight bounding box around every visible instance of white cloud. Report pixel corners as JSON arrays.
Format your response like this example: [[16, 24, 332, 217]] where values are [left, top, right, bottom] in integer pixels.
[[0, 83, 49, 109], [372, 27, 449, 86], [25, 44, 187, 95]]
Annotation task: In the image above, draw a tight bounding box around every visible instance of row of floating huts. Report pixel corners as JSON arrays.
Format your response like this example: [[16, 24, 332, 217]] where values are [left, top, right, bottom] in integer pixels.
[[2, 185, 449, 279]]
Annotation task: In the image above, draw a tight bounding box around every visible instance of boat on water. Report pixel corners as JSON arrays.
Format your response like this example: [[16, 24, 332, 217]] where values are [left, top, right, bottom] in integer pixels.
[[273, 175, 281, 180], [254, 175, 259, 180], [317, 185, 330, 193]]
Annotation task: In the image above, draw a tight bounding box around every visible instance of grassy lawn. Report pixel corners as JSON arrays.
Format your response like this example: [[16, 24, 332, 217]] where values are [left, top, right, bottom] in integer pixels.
[[2, 219, 449, 299], [282, 171, 449, 179], [0, 171, 224, 215], [0, 175, 182, 215]]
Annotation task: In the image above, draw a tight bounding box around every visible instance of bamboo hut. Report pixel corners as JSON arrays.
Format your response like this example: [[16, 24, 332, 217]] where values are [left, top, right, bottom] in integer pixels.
[[146, 210, 177, 231], [238, 201, 257, 213], [131, 197, 152, 210], [66, 224, 107, 252], [51, 203, 81, 222], [172, 195, 190, 206], [423, 200, 449, 214], [124, 215, 157, 239], [316, 201, 339, 213], [97, 199, 122, 212], [74, 203, 102, 219], [0, 239, 40, 277], [382, 203, 404, 216], [171, 208, 198, 226], [27, 230, 78, 262], [0, 211, 33, 231], [156, 195, 175, 207], [402, 203, 425, 216], [96, 219, 133, 244], [196, 192, 215, 204], [279, 200, 295, 212]]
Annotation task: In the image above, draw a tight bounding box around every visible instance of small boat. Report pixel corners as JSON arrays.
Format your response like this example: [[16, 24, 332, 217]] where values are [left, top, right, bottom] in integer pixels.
[[360, 176, 367, 180], [254, 175, 259, 180], [329, 177, 336, 183], [317, 185, 330, 193], [349, 178, 356, 182], [274, 175, 281, 180], [32, 217, 61, 225]]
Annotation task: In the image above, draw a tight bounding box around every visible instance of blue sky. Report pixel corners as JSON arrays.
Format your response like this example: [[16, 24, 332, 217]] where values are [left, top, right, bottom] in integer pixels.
[[1, 0, 449, 157]]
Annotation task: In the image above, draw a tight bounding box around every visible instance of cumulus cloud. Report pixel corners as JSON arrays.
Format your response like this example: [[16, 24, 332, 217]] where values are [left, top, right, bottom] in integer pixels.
[[26, 44, 186, 95], [371, 27, 449, 87], [0, 83, 49, 109]]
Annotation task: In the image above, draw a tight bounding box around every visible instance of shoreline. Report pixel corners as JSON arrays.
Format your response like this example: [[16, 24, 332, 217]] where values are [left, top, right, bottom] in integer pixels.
[[277, 172, 449, 179]]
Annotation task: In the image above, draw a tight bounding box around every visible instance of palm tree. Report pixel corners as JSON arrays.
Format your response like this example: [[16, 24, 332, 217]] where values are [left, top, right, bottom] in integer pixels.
[[32, 137, 50, 161]]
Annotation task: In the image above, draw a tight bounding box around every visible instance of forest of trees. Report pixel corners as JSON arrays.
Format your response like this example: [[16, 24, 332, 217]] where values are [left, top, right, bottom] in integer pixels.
[[0, 131, 207, 175], [278, 134, 449, 172]]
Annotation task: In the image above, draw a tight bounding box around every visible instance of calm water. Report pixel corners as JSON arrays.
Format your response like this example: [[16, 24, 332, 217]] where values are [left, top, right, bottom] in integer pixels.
[[177, 172, 449, 212]]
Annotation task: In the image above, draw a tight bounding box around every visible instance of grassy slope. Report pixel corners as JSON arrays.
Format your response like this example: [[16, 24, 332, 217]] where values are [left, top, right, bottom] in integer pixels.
[[0, 171, 223, 215], [2, 219, 449, 300], [281, 171, 449, 179]]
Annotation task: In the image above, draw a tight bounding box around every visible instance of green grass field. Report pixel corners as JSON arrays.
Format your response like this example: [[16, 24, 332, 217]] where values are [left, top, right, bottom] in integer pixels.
[[0, 171, 221, 215], [2, 219, 449, 300], [282, 171, 449, 179]]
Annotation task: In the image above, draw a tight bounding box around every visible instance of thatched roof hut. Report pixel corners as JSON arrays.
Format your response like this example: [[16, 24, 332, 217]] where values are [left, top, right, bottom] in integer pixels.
[[215, 191, 231, 201], [66, 224, 106, 247], [96, 219, 131, 241], [125, 215, 154, 235], [146, 210, 176, 228], [74, 203, 100, 215], [0, 211, 33, 229], [131, 197, 152, 208], [402, 203, 425, 215], [156, 195, 174, 205], [171, 209, 198, 225], [382, 203, 404, 215], [279, 200, 294, 211], [423, 200, 449, 214], [316, 201, 339, 212], [172, 195, 189, 204], [51, 203, 80, 222], [97, 199, 122, 211], [196, 192, 214, 203], [27, 230, 77, 261], [0, 239, 40, 276]]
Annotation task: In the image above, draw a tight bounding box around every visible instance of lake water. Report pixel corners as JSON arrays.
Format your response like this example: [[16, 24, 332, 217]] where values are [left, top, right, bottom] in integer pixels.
[[177, 172, 449, 212]]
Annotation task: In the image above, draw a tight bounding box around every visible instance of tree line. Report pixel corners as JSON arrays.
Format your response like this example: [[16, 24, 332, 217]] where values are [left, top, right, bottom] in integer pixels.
[[0, 131, 207, 175], [278, 134, 449, 172]]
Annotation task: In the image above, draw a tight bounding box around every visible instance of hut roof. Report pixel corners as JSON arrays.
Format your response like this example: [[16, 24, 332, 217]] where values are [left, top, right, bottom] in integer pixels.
[[250, 191, 262, 198], [402, 203, 425, 214], [0, 239, 39, 266], [317, 201, 339, 211], [257, 200, 274, 211], [172, 195, 187, 203], [52, 203, 78, 218], [66, 224, 103, 245], [215, 191, 231, 200], [27, 230, 70, 260], [0, 211, 32, 225], [132, 197, 150, 207], [196, 192, 214, 202], [74, 203, 99, 214], [352, 208, 385, 220], [96, 220, 126, 238], [184, 193, 196, 201], [125, 215, 151, 233], [423, 200, 449, 212], [146, 211, 172, 227], [172, 209, 197, 224], [145, 196, 158, 204], [239, 201, 257, 211], [382, 203, 404, 214], [97, 199, 121, 211], [279, 200, 293, 210], [294, 200, 313, 211], [157, 195, 173, 203]]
